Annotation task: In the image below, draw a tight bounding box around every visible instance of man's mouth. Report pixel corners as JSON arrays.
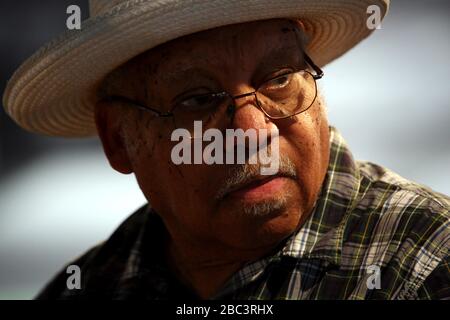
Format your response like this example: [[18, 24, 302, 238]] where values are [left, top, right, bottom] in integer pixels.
[[214, 156, 298, 202], [222, 175, 291, 202]]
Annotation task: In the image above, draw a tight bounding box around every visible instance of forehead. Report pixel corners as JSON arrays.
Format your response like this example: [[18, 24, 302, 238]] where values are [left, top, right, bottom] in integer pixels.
[[134, 19, 301, 76]]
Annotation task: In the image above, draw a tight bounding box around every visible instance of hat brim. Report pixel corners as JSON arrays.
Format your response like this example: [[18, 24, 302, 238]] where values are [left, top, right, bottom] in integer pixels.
[[3, 0, 389, 137]]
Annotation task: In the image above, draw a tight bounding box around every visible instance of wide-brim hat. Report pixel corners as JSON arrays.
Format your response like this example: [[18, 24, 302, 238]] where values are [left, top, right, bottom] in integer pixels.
[[3, 0, 389, 137]]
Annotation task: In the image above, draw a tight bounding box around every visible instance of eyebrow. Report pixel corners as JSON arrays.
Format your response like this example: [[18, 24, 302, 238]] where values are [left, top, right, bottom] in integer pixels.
[[253, 45, 303, 80], [160, 44, 302, 86], [161, 65, 214, 84]]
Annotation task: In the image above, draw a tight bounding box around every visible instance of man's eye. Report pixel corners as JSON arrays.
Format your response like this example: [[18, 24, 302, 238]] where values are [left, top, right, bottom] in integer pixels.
[[268, 75, 290, 86], [261, 73, 294, 91], [178, 94, 218, 111]]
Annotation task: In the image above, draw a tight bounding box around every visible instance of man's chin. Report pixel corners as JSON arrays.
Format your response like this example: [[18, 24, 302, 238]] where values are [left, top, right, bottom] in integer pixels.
[[218, 185, 297, 222], [213, 185, 303, 247], [217, 200, 302, 252], [239, 197, 289, 219]]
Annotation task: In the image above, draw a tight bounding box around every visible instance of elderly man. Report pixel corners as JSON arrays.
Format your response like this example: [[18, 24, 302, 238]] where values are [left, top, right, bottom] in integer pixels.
[[3, 0, 449, 300]]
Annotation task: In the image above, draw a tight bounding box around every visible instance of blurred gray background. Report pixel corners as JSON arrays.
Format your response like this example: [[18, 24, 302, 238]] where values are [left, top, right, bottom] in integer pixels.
[[0, 0, 449, 299]]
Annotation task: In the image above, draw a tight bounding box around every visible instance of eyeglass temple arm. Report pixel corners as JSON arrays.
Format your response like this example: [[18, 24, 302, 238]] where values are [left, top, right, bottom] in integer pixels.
[[289, 20, 324, 80], [304, 53, 324, 80]]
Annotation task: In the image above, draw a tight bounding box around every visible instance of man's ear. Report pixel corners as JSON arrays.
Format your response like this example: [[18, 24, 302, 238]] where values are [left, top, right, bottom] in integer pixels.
[[94, 100, 133, 174]]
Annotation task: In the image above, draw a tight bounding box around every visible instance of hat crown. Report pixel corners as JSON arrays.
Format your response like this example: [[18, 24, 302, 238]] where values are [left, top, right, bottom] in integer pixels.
[[89, 0, 125, 16]]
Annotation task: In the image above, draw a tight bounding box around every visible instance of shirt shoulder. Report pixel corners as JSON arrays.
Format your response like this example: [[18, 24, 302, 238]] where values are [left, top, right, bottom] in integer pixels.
[[343, 161, 449, 298], [358, 160, 449, 210]]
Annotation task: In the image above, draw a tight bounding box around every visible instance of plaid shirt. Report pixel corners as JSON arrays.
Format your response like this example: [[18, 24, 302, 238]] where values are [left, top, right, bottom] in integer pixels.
[[37, 127, 450, 300]]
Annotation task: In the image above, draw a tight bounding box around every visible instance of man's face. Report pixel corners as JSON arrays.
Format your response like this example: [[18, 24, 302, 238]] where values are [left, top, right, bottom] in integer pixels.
[[97, 19, 330, 255]]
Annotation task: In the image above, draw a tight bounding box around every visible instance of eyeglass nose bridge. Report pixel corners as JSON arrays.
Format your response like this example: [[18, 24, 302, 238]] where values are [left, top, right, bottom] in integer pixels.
[[227, 90, 275, 121], [227, 90, 270, 117]]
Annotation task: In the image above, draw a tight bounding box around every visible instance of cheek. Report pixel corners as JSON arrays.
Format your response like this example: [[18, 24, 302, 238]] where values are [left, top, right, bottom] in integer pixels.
[[282, 101, 329, 197], [130, 131, 218, 241], [287, 112, 322, 158], [121, 117, 172, 202], [124, 119, 213, 214]]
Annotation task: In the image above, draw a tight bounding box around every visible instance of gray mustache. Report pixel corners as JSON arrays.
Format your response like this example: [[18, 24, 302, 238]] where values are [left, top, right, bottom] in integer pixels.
[[215, 156, 297, 200]]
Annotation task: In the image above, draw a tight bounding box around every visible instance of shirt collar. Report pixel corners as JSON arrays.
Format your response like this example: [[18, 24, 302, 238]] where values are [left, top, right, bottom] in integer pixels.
[[280, 126, 361, 266]]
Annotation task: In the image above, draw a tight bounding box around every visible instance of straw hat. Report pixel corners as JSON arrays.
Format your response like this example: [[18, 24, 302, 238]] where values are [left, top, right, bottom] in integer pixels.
[[2, 0, 389, 137]]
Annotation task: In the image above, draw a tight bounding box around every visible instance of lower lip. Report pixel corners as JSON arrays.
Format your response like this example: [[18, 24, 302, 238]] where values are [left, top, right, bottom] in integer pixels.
[[227, 177, 289, 201]]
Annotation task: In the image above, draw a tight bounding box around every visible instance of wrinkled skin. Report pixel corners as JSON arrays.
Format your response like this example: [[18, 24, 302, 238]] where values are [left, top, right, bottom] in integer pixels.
[[95, 19, 330, 298]]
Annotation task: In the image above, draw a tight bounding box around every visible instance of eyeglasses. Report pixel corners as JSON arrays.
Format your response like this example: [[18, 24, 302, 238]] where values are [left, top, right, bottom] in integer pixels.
[[106, 52, 323, 134], [105, 35, 324, 134]]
